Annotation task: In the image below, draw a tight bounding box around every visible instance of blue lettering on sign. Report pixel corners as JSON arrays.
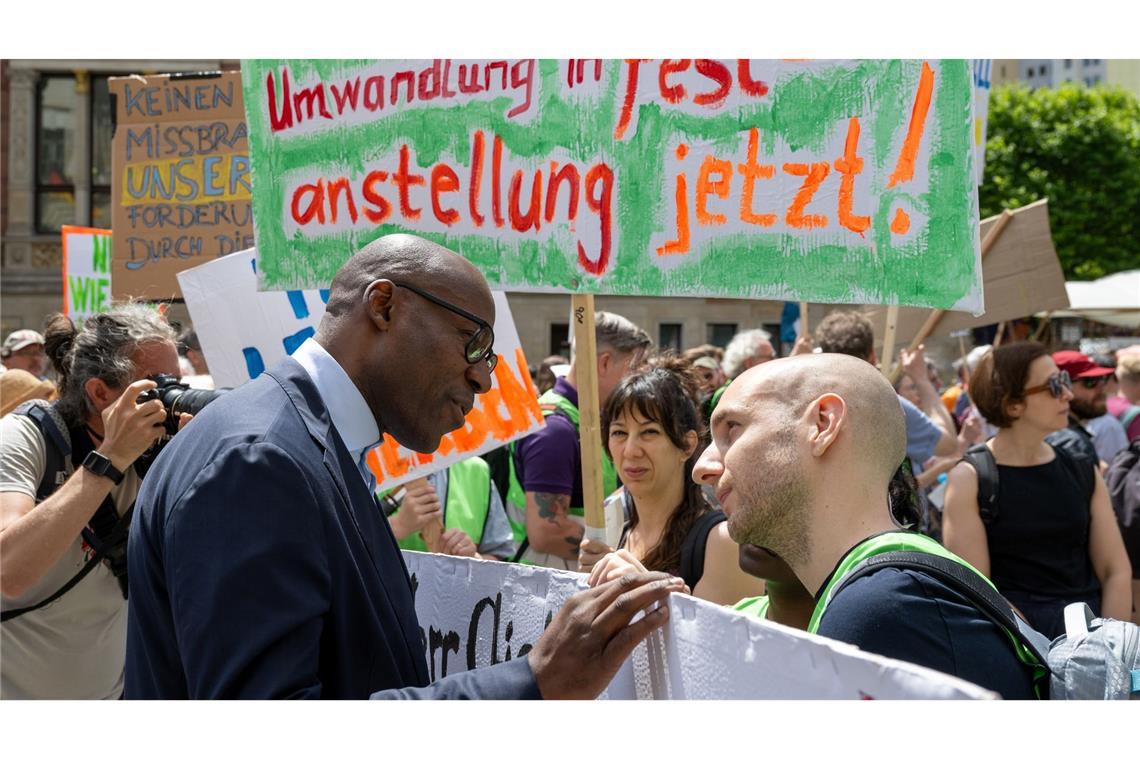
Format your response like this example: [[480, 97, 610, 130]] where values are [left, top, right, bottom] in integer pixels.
[[319, 289, 330, 304], [242, 347, 266, 380], [202, 156, 224, 196], [287, 291, 309, 319], [283, 327, 315, 356]]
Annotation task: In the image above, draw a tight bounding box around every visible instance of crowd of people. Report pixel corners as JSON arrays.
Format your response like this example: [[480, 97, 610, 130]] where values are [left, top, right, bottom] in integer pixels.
[[2, 233, 1138, 700]]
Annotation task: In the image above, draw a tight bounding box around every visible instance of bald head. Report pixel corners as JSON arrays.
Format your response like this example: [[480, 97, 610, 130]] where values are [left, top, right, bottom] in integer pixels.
[[322, 233, 491, 328], [728, 353, 906, 483], [316, 233, 497, 454]]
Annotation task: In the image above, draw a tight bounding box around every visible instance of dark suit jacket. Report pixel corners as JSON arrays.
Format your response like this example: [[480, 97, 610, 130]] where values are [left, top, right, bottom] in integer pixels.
[[125, 357, 540, 699]]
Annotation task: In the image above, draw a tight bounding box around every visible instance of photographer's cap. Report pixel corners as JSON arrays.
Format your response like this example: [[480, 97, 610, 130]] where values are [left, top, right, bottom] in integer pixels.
[[1, 329, 44, 358]]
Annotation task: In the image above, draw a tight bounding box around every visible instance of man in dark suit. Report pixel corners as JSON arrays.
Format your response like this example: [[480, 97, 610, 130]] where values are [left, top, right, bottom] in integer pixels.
[[125, 234, 682, 699]]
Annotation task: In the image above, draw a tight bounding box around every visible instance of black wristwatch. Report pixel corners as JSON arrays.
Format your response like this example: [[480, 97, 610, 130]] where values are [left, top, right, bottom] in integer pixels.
[[82, 450, 125, 485]]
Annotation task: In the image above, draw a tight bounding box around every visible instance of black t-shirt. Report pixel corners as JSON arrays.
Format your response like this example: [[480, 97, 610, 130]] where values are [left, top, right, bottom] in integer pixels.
[[817, 567, 1037, 700]]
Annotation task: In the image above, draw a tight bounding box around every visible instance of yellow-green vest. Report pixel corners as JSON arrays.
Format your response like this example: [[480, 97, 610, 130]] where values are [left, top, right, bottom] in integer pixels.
[[394, 458, 492, 553]]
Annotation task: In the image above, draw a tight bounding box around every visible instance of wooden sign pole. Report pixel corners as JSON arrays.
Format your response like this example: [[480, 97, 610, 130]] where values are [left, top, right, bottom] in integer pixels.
[[571, 294, 607, 538], [408, 477, 446, 553], [902, 208, 1015, 354], [885, 208, 1016, 385], [992, 322, 1008, 348], [880, 304, 900, 379]]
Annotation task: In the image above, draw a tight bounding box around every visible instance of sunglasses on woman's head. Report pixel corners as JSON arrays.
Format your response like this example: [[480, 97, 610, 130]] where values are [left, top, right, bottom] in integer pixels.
[[1023, 370, 1071, 399]]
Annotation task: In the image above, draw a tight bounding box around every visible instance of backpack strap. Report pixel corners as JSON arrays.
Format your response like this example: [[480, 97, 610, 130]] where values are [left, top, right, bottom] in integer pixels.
[[15, 401, 72, 502], [962, 443, 1000, 525], [679, 510, 727, 592], [832, 551, 1053, 677], [1120, 405, 1140, 432], [3, 402, 131, 623]]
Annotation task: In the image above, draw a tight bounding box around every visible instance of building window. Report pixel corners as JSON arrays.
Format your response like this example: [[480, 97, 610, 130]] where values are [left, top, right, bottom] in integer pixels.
[[35, 71, 124, 233], [1000, 65, 1006, 78], [1065, 59, 1072, 69], [706, 323, 737, 349], [550, 323, 570, 357], [90, 76, 115, 229], [1039, 65, 1046, 76], [36, 74, 77, 232], [659, 323, 682, 353], [1027, 68, 1034, 79]]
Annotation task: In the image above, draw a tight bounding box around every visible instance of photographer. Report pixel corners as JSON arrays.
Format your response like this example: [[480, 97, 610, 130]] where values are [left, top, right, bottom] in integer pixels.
[[0, 305, 185, 699]]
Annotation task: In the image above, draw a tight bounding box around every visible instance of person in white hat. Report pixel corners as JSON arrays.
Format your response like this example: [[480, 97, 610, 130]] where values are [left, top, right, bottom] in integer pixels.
[[1, 330, 47, 378]]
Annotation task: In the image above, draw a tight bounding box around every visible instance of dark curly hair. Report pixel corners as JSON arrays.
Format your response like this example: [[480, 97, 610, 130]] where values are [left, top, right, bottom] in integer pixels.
[[601, 354, 713, 575]]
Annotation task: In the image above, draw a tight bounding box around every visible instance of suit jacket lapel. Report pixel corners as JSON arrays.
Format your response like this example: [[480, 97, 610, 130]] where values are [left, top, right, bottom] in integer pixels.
[[266, 358, 429, 683]]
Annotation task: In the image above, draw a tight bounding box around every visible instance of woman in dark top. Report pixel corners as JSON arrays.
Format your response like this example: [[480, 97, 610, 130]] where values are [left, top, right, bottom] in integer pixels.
[[578, 356, 763, 605], [943, 343, 1131, 638]]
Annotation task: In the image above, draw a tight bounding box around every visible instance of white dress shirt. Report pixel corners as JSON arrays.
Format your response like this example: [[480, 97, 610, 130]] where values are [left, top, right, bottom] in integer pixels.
[[291, 338, 380, 489]]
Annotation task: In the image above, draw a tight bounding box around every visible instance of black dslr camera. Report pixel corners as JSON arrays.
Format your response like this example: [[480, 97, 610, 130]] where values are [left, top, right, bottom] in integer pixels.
[[138, 373, 228, 435]]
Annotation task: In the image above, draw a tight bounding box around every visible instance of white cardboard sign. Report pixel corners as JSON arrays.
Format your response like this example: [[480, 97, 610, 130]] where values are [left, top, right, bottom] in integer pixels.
[[404, 552, 997, 700]]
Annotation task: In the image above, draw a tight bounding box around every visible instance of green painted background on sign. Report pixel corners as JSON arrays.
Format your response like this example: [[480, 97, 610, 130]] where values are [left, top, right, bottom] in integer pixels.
[[241, 59, 979, 310]]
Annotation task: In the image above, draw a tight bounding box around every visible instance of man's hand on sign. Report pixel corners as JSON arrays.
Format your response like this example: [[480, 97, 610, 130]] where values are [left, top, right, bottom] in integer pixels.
[[439, 528, 477, 558], [388, 479, 443, 539], [587, 549, 693, 594], [98, 379, 168, 471], [790, 334, 814, 356], [528, 572, 684, 699], [577, 538, 614, 574]]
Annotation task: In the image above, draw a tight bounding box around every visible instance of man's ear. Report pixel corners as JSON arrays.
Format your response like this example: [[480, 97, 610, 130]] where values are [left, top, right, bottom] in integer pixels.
[[597, 350, 612, 376], [84, 377, 117, 414], [364, 280, 397, 331], [808, 392, 846, 458]]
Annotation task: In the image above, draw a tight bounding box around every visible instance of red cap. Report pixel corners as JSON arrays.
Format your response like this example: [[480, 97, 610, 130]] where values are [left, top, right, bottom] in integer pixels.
[[1052, 350, 1114, 380]]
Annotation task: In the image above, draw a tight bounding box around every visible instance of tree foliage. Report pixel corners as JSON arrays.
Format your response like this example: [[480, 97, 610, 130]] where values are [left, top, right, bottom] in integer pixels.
[[980, 84, 1140, 279]]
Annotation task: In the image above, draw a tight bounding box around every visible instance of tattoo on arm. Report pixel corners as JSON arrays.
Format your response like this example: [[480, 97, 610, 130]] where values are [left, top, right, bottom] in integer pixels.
[[563, 535, 581, 558], [534, 492, 571, 523]]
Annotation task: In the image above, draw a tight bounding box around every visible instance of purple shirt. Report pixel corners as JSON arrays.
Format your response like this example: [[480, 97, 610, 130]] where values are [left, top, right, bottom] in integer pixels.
[[513, 378, 585, 510]]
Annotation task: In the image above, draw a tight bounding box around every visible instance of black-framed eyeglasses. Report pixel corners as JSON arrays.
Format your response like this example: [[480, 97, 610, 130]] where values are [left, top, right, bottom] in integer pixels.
[[1078, 376, 1109, 390], [393, 282, 497, 371], [1024, 370, 1071, 399]]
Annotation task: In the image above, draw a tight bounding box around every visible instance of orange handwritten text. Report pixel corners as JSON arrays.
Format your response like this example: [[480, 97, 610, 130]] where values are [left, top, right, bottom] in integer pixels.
[[366, 347, 542, 486]]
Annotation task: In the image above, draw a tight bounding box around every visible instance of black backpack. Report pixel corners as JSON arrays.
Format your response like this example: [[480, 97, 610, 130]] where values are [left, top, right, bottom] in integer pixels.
[[961, 442, 1096, 525], [1, 401, 133, 623], [1105, 440, 1140, 568]]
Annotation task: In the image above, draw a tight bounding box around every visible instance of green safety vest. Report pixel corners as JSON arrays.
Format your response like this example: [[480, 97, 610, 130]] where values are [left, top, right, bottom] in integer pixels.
[[808, 531, 1047, 689], [732, 595, 771, 620], [504, 389, 619, 553], [394, 457, 492, 553], [709, 381, 731, 411]]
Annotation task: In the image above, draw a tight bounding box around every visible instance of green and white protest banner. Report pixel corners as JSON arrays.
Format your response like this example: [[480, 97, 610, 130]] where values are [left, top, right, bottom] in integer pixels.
[[62, 226, 113, 323], [242, 59, 982, 312], [404, 552, 996, 699]]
